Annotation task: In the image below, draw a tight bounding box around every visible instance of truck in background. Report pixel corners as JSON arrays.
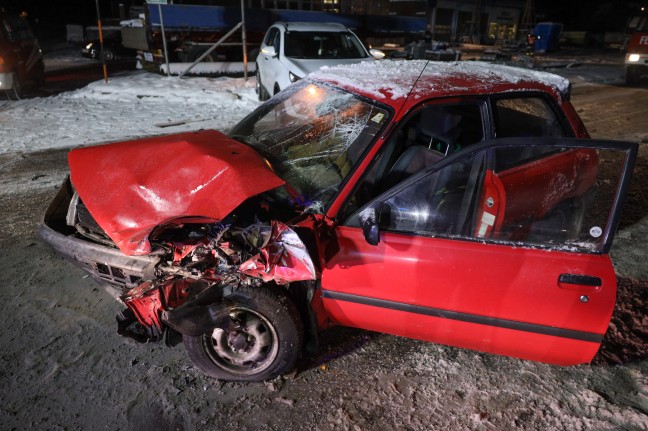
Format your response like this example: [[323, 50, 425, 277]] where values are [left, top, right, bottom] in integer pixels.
[[120, 3, 427, 70], [624, 11, 648, 84]]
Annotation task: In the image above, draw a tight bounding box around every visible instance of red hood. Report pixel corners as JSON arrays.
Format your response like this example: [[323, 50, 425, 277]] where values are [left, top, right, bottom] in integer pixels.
[[69, 130, 285, 255]]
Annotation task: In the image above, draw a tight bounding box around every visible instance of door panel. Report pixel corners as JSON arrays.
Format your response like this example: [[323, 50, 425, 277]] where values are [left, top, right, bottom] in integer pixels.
[[321, 138, 637, 365]]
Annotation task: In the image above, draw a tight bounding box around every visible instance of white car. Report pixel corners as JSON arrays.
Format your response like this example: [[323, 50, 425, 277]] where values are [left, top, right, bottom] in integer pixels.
[[256, 22, 380, 101]]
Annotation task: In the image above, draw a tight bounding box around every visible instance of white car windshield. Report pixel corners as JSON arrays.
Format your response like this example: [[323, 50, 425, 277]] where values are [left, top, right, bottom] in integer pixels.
[[229, 82, 390, 211], [284, 31, 368, 59]]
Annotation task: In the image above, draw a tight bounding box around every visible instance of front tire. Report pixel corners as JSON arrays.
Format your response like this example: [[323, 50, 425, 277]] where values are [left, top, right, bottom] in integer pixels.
[[256, 68, 269, 101], [5, 72, 22, 100], [183, 286, 303, 381], [625, 65, 642, 85]]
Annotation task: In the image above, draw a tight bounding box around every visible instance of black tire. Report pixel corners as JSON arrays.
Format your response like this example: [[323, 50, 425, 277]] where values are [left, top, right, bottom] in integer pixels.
[[183, 286, 303, 381], [103, 49, 116, 62], [256, 68, 269, 101], [5, 72, 22, 100], [187, 48, 216, 63], [625, 65, 642, 85]]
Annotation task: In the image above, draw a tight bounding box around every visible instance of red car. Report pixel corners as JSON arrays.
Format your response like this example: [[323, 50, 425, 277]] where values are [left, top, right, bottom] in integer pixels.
[[40, 61, 637, 381]]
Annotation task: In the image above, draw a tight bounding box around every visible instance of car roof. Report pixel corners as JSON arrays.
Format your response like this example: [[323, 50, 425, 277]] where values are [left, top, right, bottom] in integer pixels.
[[273, 21, 349, 32], [310, 60, 571, 110]]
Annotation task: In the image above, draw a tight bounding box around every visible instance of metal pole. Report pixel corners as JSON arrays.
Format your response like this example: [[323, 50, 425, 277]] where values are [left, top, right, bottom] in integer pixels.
[[158, 4, 171, 76], [94, 0, 108, 83], [241, 0, 248, 80], [178, 22, 243, 78]]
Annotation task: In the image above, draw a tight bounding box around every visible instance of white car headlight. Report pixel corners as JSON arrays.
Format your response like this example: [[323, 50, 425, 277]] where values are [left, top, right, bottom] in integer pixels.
[[628, 54, 641, 62]]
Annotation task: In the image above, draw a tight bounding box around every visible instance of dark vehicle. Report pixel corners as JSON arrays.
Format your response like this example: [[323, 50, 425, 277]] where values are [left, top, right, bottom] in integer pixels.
[[82, 33, 136, 61], [0, 12, 44, 99], [624, 11, 648, 84], [40, 61, 637, 382]]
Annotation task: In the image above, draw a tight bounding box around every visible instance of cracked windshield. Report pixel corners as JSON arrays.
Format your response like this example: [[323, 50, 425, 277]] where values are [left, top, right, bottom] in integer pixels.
[[230, 82, 389, 211]]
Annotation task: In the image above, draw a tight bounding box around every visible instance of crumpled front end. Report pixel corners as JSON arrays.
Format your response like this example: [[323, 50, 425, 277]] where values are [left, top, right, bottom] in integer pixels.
[[117, 221, 317, 341], [68, 129, 286, 255], [41, 128, 319, 343]]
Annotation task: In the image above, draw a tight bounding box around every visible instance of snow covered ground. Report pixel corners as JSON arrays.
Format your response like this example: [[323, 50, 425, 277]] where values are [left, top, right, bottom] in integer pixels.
[[0, 72, 260, 155]]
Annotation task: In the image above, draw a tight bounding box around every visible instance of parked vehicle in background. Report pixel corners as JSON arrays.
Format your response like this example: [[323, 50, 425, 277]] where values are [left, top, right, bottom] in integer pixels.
[[256, 22, 379, 101], [624, 12, 648, 84], [121, 3, 413, 74], [40, 61, 637, 382], [81, 33, 136, 61], [0, 12, 44, 99]]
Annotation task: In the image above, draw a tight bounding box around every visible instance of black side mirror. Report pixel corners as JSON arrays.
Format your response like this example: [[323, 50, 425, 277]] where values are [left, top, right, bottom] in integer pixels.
[[359, 206, 380, 246]]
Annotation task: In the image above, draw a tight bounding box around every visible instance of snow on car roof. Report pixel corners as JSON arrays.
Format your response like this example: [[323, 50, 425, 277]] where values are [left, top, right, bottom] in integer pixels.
[[278, 21, 349, 32], [310, 60, 571, 102]]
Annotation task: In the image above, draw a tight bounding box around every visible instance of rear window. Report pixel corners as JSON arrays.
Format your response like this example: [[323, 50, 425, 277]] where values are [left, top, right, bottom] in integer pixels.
[[493, 96, 567, 139]]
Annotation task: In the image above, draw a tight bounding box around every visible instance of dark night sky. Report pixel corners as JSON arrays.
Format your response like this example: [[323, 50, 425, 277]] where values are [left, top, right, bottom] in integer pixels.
[[0, 0, 645, 39]]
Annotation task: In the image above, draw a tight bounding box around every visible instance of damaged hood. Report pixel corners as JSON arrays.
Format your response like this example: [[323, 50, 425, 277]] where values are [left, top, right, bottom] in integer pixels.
[[68, 130, 285, 255]]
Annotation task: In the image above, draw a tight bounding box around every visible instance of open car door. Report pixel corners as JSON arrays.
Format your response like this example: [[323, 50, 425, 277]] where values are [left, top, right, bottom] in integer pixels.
[[321, 138, 637, 365]]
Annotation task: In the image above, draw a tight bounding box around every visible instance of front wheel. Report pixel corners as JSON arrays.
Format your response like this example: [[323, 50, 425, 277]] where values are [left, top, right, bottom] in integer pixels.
[[5, 72, 22, 100], [625, 65, 642, 85], [183, 286, 303, 381], [256, 68, 269, 101]]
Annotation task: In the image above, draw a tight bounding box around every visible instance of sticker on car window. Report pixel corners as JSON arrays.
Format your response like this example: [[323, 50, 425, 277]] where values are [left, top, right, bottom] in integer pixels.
[[589, 226, 602, 238], [371, 113, 385, 124]]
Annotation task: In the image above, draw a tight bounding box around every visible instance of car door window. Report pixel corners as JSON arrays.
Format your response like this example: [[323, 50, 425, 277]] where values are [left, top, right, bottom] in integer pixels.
[[339, 102, 484, 221], [263, 27, 279, 49], [349, 140, 633, 254], [493, 96, 568, 138]]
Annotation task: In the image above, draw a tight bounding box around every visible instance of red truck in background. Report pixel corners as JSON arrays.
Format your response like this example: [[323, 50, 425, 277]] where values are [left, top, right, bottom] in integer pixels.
[[625, 11, 648, 84]]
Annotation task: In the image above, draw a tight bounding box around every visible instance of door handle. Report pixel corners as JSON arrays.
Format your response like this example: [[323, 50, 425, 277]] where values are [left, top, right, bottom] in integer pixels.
[[558, 273, 602, 290]]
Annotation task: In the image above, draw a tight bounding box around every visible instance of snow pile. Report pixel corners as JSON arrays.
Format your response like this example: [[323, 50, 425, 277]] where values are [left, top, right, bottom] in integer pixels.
[[0, 73, 260, 154]]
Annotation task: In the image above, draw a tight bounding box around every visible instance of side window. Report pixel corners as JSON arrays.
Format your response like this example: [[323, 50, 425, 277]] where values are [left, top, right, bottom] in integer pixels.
[[367, 143, 629, 254], [2, 17, 33, 41], [476, 146, 618, 252], [339, 102, 484, 222], [264, 27, 280, 53], [379, 151, 485, 236], [493, 97, 567, 138]]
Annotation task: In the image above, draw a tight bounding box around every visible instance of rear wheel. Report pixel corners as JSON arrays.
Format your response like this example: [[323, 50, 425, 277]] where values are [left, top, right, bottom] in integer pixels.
[[183, 286, 303, 381], [102, 49, 116, 62], [187, 48, 216, 63]]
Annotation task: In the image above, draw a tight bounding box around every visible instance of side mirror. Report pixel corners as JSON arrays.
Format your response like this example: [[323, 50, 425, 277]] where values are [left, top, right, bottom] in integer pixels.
[[359, 206, 380, 246], [261, 46, 278, 57], [369, 48, 385, 60]]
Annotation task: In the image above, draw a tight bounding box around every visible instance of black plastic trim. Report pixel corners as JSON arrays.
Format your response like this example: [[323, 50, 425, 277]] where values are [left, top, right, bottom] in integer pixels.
[[322, 290, 603, 343]]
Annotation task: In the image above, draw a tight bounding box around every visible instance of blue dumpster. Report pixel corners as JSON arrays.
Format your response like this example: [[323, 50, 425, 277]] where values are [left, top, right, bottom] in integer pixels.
[[533, 22, 563, 53]]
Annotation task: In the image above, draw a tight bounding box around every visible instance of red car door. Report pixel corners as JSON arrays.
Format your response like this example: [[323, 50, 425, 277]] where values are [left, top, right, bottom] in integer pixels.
[[320, 138, 637, 365]]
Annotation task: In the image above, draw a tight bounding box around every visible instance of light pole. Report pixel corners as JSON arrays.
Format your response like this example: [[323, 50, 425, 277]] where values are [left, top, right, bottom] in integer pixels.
[[94, 0, 109, 83]]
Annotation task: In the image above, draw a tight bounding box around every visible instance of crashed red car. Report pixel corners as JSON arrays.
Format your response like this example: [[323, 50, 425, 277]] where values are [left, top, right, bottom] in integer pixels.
[[40, 61, 637, 381]]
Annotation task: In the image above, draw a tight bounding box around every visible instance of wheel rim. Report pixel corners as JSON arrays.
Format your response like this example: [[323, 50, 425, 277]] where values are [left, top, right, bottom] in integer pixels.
[[203, 306, 279, 376]]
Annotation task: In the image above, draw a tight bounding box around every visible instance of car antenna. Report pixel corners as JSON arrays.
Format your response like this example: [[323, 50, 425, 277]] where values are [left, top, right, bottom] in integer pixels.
[[391, 37, 448, 121], [385, 59, 431, 136]]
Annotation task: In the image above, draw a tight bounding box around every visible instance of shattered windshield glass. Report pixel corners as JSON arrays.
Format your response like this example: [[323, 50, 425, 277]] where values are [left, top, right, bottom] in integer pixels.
[[229, 82, 390, 212]]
